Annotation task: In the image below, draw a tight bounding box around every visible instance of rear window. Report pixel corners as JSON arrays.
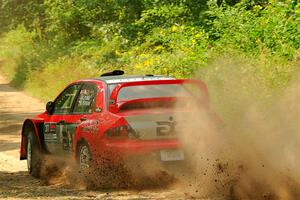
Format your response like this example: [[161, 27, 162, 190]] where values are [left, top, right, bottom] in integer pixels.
[[108, 84, 193, 102]]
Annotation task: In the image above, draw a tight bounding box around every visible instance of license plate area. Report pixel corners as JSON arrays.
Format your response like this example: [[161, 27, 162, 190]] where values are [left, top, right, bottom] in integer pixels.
[[160, 149, 184, 161]]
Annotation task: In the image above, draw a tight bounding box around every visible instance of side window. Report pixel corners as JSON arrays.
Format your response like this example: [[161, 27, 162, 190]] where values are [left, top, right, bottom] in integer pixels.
[[73, 84, 97, 114], [54, 84, 81, 114]]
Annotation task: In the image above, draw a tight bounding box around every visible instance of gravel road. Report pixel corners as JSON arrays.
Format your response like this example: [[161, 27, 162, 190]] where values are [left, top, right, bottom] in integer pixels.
[[0, 74, 204, 200]]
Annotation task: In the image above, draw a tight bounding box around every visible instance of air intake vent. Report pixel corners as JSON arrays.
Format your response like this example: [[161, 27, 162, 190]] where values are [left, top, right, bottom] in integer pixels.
[[101, 70, 124, 77]]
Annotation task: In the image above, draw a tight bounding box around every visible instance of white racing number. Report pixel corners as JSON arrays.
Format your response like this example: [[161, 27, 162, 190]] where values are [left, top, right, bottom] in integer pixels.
[[156, 117, 177, 136]]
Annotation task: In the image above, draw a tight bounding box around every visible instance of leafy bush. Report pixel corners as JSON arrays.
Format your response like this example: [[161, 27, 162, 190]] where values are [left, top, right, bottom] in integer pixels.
[[206, 2, 300, 58], [25, 56, 99, 100], [0, 0, 299, 101], [0, 26, 36, 85]]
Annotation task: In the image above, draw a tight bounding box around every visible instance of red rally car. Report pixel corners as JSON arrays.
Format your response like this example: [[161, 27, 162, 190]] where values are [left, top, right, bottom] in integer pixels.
[[20, 70, 213, 177]]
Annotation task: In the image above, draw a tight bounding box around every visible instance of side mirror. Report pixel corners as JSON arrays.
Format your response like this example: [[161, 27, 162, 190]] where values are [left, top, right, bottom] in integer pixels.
[[46, 101, 55, 115]]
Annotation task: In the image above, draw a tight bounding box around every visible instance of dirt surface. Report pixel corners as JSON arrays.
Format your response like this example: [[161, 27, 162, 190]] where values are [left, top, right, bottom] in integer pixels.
[[3, 70, 298, 200], [0, 74, 195, 200]]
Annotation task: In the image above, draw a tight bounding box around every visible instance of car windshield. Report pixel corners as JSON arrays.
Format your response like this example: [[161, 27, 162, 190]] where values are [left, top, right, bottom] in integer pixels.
[[108, 84, 193, 102]]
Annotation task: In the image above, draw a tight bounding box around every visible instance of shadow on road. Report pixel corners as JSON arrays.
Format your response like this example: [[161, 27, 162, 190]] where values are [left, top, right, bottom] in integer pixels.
[[0, 83, 16, 92], [0, 139, 20, 152], [0, 171, 87, 199], [0, 110, 40, 152], [0, 111, 41, 129], [0, 171, 162, 199]]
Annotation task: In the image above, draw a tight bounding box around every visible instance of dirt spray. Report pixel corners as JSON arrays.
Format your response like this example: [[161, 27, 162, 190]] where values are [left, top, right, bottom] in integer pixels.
[[174, 58, 300, 199]]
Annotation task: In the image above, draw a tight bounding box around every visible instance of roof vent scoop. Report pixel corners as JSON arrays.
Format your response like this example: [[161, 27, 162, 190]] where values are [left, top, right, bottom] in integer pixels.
[[101, 70, 124, 77]]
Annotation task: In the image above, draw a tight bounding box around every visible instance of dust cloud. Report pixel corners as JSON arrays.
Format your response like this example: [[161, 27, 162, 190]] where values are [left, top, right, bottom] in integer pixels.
[[36, 59, 299, 199], [38, 156, 86, 189], [174, 58, 300, 199], [37, 154, 176, 191]]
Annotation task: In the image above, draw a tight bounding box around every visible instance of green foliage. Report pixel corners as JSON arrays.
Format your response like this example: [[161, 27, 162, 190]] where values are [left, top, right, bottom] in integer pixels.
[[0, 0, 299, 100], [0, 26, 35, 85], [204, 1, 300, 88], [136, 4, 189, 30], [0, 0, 45, 33], [25, 56, 99, 101], [206, 2, 300, 58]]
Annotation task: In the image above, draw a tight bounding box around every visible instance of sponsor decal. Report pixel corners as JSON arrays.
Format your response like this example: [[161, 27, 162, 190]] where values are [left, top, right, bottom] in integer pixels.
[[44, 123, 57, 140], [80, 120, 100, 133], [156, 116, 177, 136]]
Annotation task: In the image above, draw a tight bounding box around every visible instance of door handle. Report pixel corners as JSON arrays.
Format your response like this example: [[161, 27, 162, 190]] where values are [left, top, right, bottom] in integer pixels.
[[80, 117, 87, 122]]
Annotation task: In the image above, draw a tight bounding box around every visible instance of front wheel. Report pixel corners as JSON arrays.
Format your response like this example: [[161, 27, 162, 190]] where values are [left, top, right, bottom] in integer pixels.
[[27, 131, 43, 177]]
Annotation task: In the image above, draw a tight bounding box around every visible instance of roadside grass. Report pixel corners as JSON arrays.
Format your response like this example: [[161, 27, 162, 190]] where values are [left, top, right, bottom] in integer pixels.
[[24, 57, 100, 102], [0, 2, 299, 108], [1, 39, 298, 110]]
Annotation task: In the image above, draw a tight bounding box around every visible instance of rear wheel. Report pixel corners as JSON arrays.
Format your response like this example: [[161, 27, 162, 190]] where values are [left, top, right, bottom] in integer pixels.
[[77, 143, 132, 189], [27, 131, 43, 177], [78, 143, 92, 174], [77, 143, 99, 188]]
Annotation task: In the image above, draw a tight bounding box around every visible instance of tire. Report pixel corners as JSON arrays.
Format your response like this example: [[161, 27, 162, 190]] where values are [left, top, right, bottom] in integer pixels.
[[27, 131, 43, 177], [78, 143, 92, 174], [77, 143, 98, 188]]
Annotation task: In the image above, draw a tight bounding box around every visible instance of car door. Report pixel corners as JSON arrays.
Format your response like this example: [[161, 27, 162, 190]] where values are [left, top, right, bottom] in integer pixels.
[[57, 83, 98, 155], [66, 83, 98, 151], [44, 82, 98, 155], [43, 83, 82, 155]]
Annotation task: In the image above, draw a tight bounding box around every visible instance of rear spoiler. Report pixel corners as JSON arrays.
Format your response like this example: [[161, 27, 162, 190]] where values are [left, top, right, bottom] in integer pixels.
[[108, 79, 208, 113]]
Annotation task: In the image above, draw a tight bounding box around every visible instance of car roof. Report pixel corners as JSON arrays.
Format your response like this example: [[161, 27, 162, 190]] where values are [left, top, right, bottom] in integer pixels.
[[93, 75, 175, 84]]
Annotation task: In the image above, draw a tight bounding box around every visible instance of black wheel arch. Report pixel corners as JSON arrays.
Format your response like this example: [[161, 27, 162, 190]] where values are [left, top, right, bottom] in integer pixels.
[[21, 119, 46, 160]]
